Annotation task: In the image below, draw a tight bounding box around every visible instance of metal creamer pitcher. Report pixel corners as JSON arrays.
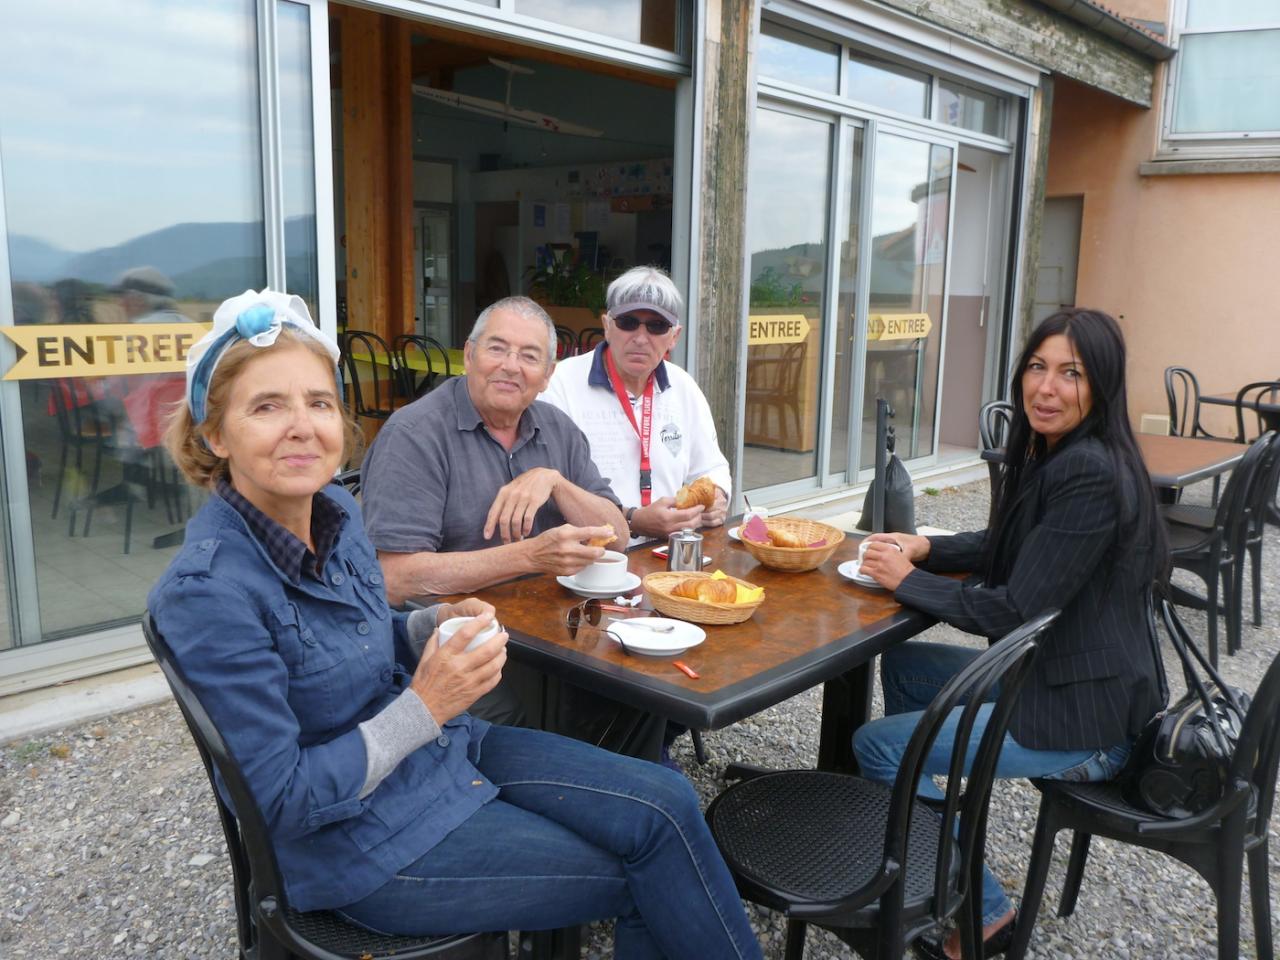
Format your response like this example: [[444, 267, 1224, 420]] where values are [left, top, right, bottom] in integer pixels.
[[667, 528, 703, 572]]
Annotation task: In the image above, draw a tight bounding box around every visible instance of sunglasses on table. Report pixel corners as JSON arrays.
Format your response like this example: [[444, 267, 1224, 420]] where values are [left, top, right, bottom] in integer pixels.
[[564, 598, 658, 638], [611, 313, 675, 336]]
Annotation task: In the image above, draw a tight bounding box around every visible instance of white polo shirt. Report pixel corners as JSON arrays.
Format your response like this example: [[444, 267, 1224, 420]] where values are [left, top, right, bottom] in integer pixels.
[[542, 344, 732, 541]]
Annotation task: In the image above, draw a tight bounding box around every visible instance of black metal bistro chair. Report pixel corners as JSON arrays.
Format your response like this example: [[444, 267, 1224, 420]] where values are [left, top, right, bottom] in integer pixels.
[[1233, 380, 1280, 443], [1166, 366, 1235, 504], [978, 400, 1013, 495], [394, 334, 452, 399], [553, 324, 577, 360], [341, 330, 402, 423], [577, 326, 605, 353], [705, 611, 1057, 960], [1162, 431, 1275, 664], [142, 616, 505, 960], [1008, 595, 1280, 960]]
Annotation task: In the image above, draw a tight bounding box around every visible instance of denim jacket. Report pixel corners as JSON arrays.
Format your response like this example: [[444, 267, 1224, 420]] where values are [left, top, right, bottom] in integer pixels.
[[147, 484, 496, 911]]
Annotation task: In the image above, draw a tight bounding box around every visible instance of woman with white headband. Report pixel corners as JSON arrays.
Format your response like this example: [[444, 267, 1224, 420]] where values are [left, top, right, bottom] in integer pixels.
[[147, 290, 761, 958]]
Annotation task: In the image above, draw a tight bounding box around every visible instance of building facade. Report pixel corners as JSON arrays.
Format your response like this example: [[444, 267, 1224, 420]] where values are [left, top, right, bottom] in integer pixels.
[[0, 0, 1176, 692]]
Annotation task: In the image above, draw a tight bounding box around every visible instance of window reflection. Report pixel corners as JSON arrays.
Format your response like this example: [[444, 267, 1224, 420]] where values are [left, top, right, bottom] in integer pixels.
[[280, 1, 319, 315], [744, 109, 831, 491], [758, 20, 839, 93], [847, 52, 930, 117], [938, 79, 1006, 137], [0, 0, 264, 643], [517, 0, 677, 52]]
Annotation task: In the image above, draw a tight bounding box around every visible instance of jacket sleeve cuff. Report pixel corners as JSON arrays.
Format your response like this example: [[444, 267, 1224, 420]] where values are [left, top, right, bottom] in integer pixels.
[[405, 605, 442, 658], [356, 689, 442, 798]]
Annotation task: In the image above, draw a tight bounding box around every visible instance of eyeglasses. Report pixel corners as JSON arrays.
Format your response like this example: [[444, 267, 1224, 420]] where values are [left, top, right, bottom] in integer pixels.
[[611, 313, 675, 336], [564, 599, 657, 638], [476, 340, 548, 369]]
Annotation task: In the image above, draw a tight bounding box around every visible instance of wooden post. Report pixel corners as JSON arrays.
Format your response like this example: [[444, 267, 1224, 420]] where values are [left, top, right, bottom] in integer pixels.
[[336, 6, 414, 344], [695, 0, 758, 470]]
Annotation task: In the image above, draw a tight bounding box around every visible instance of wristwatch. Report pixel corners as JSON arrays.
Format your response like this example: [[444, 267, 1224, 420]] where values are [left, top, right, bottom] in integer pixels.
[[624, 506, 638, 526]]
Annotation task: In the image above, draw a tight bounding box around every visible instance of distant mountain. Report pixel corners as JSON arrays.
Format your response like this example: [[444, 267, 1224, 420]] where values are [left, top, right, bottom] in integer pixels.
[[8, 216, 319, 298], [7, 235, 78, 283]]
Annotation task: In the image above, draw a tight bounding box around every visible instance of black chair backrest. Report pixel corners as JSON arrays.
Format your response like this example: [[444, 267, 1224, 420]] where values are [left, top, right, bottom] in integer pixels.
[[342, 330, 399, 417], [51, 378, 110, 441], [1209, 430, 1275, 536], [554, 325, 577, 360], [142, 615, 278, 955], [884, 610, 1056, 932], [978, 400, 1012, 452], [1234, 380, 1280, 444], [578, 327, 605, 353], [393, 334, 451, 398], [1165, 366, 1206, 438], [334, 468, 362, 497]]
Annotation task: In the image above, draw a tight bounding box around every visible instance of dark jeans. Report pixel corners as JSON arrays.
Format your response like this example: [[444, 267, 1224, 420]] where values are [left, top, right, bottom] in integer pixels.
[[335, 726, 761, 960]]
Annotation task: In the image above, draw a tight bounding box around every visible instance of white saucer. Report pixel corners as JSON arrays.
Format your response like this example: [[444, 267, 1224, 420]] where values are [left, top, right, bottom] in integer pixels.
[[727, 525, 742, 541], [837, 559, 885, 589], [556, 571, 643, 599], [607, 618, 706, 657]]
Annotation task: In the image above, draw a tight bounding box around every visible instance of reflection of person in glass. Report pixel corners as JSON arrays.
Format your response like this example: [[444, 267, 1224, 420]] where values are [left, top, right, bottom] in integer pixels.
[[855, 309, 1167, 959], [148, 290, 762, 958], [114, 266, 187, 324]]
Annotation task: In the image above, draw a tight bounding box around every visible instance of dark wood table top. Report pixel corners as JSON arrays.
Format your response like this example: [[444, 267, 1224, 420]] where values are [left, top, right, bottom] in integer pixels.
[[1136, 433, 1243, 488], [437, 524, 935, 731], [982, 434, 1242, 489]]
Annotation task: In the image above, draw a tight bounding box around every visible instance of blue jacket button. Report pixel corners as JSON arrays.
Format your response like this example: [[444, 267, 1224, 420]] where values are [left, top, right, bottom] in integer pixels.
[[357, 621, 371, 635], [369, 573, 383, 585], [380, 668, 392, 683], [330, 572, 345, 585], [436, 734, 450, 747]]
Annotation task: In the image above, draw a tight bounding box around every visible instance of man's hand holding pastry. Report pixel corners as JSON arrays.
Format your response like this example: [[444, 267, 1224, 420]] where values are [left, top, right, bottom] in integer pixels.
[[523, 524, 618, 575]]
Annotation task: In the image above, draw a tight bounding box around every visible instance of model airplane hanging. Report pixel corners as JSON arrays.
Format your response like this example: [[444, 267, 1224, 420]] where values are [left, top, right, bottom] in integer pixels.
[[412, 57, 603, 138]]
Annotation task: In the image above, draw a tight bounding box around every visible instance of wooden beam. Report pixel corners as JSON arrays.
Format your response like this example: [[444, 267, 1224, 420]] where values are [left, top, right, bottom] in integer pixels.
[[695, 0, 758, 472]]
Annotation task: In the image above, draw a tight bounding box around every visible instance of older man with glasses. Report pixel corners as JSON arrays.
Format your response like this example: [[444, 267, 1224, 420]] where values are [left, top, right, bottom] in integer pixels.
[[542, 266, 732, 546], [362, 296, 648, 746]]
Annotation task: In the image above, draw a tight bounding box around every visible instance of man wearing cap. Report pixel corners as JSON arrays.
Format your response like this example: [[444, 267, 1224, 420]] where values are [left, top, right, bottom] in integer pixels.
[[541, 266, 732, 545], [114, 266, 186, 323]]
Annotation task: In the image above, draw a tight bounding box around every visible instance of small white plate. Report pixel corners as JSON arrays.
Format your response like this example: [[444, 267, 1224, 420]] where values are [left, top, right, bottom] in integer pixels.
[[837, 559, 885, 590], [608, 618, 706, 657], [727, 525, 742, 541], [556, 571, 643, 599]]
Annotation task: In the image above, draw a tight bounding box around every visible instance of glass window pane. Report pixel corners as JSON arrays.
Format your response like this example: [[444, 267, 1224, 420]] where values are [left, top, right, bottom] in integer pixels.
[[1173, 30, 1280, 133], [517, 0, 677, 52], [937, 79, 1006, 137], [846, 52, 929, 117], [0, 0, 263, 644], [829, 127, 864, 478], [1186, 0, 1280, 31], [280, 1, 319, 315], [861, 136, 951, 464], [758, 20, 839, 94], [744, 109, 831, 490]]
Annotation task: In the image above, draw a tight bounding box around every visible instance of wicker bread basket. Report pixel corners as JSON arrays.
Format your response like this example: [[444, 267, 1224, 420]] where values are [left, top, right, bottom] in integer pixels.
[[740, 517, 845, 573], [642, 571, 764, 625]]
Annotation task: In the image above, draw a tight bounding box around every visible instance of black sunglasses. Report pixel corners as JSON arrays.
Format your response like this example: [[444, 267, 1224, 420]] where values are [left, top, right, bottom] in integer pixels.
[[564, 599, 657, 638], [612, 313, 674, 336]]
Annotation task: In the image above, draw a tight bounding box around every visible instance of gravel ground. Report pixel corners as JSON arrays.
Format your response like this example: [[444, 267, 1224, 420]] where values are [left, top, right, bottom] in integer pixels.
[[2, 477, 1277, 959]]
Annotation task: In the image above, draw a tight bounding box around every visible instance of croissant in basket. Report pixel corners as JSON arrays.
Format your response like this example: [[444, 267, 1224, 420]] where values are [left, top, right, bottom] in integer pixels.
[[674, 476, 717, 510], [670, 577, 737, 604], [766, 526, 808, 549]]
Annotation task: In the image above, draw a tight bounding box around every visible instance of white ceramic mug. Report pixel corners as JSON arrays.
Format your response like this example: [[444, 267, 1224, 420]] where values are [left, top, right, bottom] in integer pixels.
[[574, 550, 629, 590], [438, 616, 501, 652], [859, 538, 902, 565]]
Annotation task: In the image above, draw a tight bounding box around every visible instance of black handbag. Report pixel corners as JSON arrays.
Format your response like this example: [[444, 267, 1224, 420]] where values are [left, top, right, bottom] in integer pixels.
[[1121, 597, 1250, 819]]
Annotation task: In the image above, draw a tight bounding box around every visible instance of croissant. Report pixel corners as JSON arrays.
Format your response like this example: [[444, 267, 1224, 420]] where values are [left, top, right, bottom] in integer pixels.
[[675, 476, 717, 510], [671, 577, 737, 604], [766, 526, 807, 549], [585, 533, 617, 549]]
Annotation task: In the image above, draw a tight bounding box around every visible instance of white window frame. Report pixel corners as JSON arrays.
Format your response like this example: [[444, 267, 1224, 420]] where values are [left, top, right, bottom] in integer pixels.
[[1157, 0, 1280, 160]]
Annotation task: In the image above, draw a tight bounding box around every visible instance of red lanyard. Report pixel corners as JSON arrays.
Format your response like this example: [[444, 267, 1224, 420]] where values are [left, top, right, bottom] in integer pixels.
[[603, 347, 654, 506]]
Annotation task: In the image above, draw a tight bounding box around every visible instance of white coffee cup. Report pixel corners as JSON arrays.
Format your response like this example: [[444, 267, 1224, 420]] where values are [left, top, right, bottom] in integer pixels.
[[438, 616, 501, 652], [573, 550, 629, 590], [858, 538, 902, 564], [743, 506, 770, 527]]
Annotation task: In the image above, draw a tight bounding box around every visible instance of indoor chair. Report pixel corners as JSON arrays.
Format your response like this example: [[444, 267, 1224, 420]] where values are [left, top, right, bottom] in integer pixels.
[[142, 615, 506, 960], [704, 610, 1057, 960], [1008, 595, 1280, 960]]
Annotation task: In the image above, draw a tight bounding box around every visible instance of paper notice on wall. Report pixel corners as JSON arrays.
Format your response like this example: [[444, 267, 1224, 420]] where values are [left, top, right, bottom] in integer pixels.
[[586, 201, 610, 230], [553, 203, 571, 237]]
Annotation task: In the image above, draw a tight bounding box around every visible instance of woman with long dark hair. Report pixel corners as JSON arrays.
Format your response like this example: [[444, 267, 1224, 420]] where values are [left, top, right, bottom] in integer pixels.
[[855, 308, 1168, 958]]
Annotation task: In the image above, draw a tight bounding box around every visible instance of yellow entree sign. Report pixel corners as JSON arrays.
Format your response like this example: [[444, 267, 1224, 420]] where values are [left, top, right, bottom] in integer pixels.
[[747, 314, 810, 345], [867, 313, 932, 341], [1, 323, 211, 380]]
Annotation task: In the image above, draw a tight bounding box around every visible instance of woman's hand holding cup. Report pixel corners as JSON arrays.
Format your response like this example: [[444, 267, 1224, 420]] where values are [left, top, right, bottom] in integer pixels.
[[864, 531, 931, 563], [411, 613, 508, 726], [858, 534, 920, 591]]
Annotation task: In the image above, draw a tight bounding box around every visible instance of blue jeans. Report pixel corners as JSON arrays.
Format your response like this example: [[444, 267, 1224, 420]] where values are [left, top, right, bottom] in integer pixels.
[[852, 642, 1131, 927], [335, 725, 761, 960]]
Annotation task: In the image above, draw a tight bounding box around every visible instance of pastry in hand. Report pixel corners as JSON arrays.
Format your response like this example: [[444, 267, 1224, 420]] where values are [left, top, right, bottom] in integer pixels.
[[672, 577, 737, 604], [675, 475, 717, 510], [766, 526, 807, 549], [585, 533, 617, 549]]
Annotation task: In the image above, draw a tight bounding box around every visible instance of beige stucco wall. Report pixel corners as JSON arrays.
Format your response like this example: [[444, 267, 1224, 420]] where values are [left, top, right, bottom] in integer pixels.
[[1044, 75, 1280, 436]]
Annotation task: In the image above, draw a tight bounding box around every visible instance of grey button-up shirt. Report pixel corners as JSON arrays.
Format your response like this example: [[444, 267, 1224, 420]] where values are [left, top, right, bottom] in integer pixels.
[[360, 375, 620, 555]]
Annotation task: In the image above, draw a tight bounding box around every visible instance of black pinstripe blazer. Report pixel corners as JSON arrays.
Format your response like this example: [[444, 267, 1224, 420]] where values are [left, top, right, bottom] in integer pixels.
[[895, 434, 1163, 751]]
